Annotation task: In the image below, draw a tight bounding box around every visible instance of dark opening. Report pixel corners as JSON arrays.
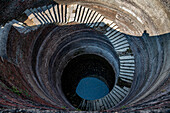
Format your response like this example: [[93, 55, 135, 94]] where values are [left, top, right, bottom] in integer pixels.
[[61, 54, 115, 107]]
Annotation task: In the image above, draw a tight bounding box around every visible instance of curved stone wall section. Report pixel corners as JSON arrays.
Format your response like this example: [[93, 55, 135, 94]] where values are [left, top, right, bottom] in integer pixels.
[[54, 0, 170, 36], [0, 2, 136, 111], [0, 0, 169, 112], [20, 3, 136, 110]]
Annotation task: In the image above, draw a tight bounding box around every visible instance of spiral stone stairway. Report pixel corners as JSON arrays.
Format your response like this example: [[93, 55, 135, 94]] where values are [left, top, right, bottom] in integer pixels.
[[0, 0, 170, 112]]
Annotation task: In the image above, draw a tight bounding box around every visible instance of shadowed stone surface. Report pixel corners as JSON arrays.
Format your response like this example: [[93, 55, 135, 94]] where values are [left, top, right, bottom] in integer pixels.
[[0, 0, 169, 112]]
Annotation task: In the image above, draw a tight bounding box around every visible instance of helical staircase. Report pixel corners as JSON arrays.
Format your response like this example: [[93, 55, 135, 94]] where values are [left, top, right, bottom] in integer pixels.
[[0, 1, 169, 112]]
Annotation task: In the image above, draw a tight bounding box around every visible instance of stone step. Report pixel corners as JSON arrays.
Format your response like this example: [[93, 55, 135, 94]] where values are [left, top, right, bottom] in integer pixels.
[[58, 4, 63, 23], [119, 74, 134, 80], [93, 100, 96, 111], [87, 12, 99, 26], [77, 6, 85, 23], [97, 20, 105, 27], [106, 96, 114, 108], [115, 47, 129, 52], [111, 36, 126, 47], [120, 72, 134, 76], [74, 5, 81, 22], [106, 23, 117, 31], [53, 4, 60, 22], [120, 59, 135, 63], [24, 9, 41, 25], [11, 19, 28, 33], [120, 63, 135, 67], [87, 101, 92, 111], [31, 8, 45, 24], [89, 13, 102, 27], [120, 66, 135, 70], [112, 90, 122, 102], [89, 101, 93, 111], [105, 28, 117, 36], [110, 35, 123, 46], [114, 85, 126, 97], [73, 5, 79, 22], [86, 10, 96, 24], [114, 89, 126, 99], [120, 69, 135, 73], [36, 7, 49, 24], [120, 78, 133, 83], [92, 101, 95, 111], [109, 31, 122, 40], [111, 35, 126, 44], [113, 89, 124, 100], [41, 6, 53, 23], [62, 4, 67, 23], [123, 86, 130, 92], [52, 5, 58, 23], [115, 85, 128, 94], [37, 7, 50, 23], [106, 26, 119, 37], [91, 15, 105, 28], [102, 18, 113, 26], [106, 95, 116, 106], [119, 55, 135, 60], [86, 101, 91, 111], [81, 7, 89, 23], [106, 30, 117, 39], [92, 101, 96, 111], [24, 9, 35, 19], [65, 5, 68, 23], [104, 96, 112, 108], [96, 100, 100, 111], [84, 9, 92, 23], [106, 29, 121, 38], [114, 40, 128, 48], [47, 4, 56, 23], [110, 90, 120, 103], [99, 99, 104, 110], [102, 98, 109, 109], [115, 43, 129, 50]]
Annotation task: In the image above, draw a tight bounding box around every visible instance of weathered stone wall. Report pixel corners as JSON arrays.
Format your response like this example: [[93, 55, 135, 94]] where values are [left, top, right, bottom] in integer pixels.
[[0, 0, 169, 112], [54, 0, 170, 36], [1, 0, 170, 35]]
